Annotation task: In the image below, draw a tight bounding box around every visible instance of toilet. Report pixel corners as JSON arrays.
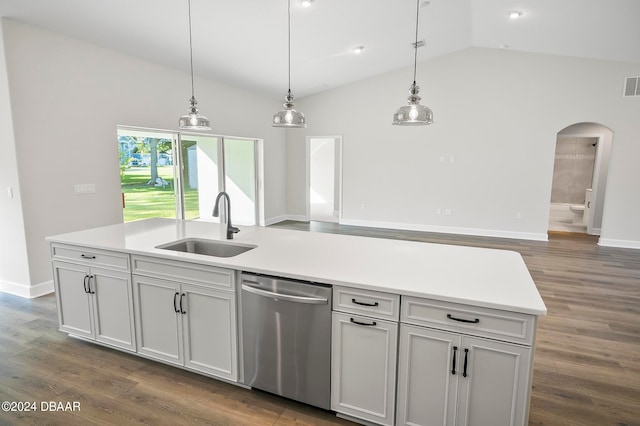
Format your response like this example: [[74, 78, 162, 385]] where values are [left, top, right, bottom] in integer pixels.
[[569, 204, 585, 224]]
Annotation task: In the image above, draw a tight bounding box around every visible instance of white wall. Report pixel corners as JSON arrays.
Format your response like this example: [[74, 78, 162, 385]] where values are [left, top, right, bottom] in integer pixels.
[[288, 48, 640, 246], [0, 18, 287, 296], [0, 22, 32, 294]]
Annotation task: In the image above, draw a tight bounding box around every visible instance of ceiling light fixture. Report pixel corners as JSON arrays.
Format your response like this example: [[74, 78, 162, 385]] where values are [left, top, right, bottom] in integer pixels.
[[509, 10, 523, 19], [273, 0, 306, 128], [353, 46, 365, 55], [179, 0, 211, 130], [301, 0, 313, 7], [392, 0, 433, 126]]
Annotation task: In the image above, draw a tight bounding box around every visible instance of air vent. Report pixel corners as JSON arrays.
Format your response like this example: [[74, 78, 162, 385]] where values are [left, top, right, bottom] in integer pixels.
[[623, 76, 640, 97]]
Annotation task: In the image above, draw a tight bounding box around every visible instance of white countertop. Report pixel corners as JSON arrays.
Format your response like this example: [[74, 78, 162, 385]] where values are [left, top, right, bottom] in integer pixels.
[[47, 218, 547, 316]]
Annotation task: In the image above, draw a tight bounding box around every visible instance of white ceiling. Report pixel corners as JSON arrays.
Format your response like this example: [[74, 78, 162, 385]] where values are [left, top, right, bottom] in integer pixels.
[[1, 0, 639, 98]]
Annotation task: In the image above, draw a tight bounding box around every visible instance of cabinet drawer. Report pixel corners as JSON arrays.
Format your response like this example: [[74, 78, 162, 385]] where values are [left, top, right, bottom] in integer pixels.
[[333, 286, 399, 321], [131, 255, 234, 291], [51, 244, 129, 271], [401, 296, 535, 345]]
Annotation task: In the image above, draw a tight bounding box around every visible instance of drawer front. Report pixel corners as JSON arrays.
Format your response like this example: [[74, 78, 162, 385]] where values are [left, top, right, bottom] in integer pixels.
[[401, 296, 535, 345], [131, 255, 234, 291], [333, 286, 400, 321], [51, 244, 129, 271]]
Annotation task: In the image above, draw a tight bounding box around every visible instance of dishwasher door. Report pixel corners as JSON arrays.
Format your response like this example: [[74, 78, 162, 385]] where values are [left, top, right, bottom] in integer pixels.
[[241, 273, 332, 410]]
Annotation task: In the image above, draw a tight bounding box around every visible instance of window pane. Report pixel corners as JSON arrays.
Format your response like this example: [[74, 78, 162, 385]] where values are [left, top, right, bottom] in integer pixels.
[[180, 135, 221, 222], [224, 138, 256, 226], [118, 129, 176, 222]]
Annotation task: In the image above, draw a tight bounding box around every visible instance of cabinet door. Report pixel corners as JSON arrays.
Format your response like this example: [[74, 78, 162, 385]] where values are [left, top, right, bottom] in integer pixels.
[[331, 312, 398, 426], [133, 276, 183, 365], [456, 336, 532, 426], [91, 267, 136, 352], [181, 284, 237, 381], [53, 261, 93, 338], [396, 324, 461, 426]]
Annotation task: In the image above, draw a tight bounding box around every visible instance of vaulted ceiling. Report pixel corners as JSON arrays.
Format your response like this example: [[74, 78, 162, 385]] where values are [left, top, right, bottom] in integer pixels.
[[1, 0, 639, 98]]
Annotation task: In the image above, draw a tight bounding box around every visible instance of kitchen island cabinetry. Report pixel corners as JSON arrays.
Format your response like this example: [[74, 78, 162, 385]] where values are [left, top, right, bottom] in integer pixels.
[[51, 244, 135, 352], [396, 297, 536, 426], [47, 218, 546, 426], [131, 255, 238, 381], [331, 286, 400, 426]]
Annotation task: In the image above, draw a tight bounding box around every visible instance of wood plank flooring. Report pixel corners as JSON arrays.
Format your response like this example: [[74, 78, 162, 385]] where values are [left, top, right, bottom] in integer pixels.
[[1, 221, 639, 425]]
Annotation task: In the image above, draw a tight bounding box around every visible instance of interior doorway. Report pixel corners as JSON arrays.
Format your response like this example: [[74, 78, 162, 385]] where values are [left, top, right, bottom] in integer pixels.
[[548, 123, 613, 235], [307, 136, 342, 223]]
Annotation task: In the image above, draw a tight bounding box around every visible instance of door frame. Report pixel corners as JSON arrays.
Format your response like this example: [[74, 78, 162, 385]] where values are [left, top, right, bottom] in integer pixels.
[[305, 135, 343, 223], [552, 130, 611, 235]]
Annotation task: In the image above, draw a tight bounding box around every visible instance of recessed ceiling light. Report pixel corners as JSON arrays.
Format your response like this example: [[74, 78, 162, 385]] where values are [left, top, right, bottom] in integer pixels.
[[509, 10, 523, 19], [420, 1, 430, 7], [500, 44, 511, 49], [353, 46, 365, 55], [301, 0, 313, 7]]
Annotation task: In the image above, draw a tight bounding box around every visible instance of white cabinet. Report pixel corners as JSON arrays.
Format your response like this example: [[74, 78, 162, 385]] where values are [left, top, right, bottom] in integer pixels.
[[456, 336, 531, 426], [52, 245, 135, 352], [396, 325, 460, 426], [132, 256, 238, 382], [331, 287, 399, 426], [396, 297, 535, 426]]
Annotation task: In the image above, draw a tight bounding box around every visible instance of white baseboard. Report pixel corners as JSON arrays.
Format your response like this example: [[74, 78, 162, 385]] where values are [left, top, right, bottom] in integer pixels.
[[340, 218, 549, 242], [598, 238, 640, 249], [0, 279, 54, 299], [265, 214, 309, 225]]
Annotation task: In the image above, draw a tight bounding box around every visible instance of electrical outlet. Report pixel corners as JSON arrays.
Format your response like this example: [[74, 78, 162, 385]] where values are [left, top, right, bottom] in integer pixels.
[[444, 208, 452, 216], [436, 208, 441, 215], [516, 212, 522, 220], [360, 203, 365, 210], [6, 186, 14, 199]]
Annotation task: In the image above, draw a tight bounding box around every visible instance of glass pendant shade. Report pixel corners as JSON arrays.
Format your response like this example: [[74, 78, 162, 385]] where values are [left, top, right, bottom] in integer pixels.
[[179, 96, 211, 130], [179, 0, 211, 131], [273, 91, 306, 128], [393, 0, 433, 126], [393, 83, 433, 126], [272, 0, 306, 128]]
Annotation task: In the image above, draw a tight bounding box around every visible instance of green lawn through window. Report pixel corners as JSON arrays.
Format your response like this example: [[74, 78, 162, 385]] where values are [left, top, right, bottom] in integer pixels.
[[121, 166, 199, 222]]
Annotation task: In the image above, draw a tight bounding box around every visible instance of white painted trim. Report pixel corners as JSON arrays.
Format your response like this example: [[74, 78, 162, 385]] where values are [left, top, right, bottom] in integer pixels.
[[264, 214, 308, 226], [340, 218, 549, 242], [597, 239, 640, 249], [0, 279, 54, 298], [285, 214, 309, 222]]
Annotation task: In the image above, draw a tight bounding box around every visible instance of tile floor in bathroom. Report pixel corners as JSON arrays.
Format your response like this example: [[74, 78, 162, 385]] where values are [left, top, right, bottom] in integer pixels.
[[548, 203, 587, 233]]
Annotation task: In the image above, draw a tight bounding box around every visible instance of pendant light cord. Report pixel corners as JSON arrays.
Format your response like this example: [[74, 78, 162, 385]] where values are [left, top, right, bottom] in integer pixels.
[[188, 0, 195, 99], [287, 0, 292, 95], [412, 0, 419, 85]]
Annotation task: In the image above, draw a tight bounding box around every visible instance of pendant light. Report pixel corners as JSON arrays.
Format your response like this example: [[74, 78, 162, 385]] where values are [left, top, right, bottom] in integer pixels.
[[392, 0, 433, 126], [273, 0, 306, 128], [179, 0, 211, 130]]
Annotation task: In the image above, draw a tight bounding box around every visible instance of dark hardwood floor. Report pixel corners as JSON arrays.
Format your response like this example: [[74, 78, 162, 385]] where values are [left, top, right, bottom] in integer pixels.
[[1, 221, 639, 425]]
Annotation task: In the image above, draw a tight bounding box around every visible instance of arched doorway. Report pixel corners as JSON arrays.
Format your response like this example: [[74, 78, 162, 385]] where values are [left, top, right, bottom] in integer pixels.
[[548, 123, 613, 235]]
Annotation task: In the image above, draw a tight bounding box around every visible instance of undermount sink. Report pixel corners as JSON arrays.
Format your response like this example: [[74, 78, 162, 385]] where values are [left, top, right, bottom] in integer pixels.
[[156, 238, 256, 258]]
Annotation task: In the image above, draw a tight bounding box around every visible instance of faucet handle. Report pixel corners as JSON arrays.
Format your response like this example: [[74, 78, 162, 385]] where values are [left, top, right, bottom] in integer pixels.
[[227, 226, 240, 239]]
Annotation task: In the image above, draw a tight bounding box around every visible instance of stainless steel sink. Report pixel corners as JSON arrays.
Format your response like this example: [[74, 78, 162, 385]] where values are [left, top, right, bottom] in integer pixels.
[[156, 238, 256, 258]]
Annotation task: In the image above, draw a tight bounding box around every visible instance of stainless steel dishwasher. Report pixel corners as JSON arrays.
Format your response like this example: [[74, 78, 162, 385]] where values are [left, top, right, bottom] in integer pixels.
[[241, 272, 332, 410]]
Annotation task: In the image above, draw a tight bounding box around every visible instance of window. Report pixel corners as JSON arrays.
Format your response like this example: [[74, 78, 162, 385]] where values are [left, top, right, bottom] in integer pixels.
[[118, 127, 262, 225]]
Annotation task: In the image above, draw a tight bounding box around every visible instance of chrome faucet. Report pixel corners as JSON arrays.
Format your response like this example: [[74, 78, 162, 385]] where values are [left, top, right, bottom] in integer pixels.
[[212, 191, 240, 239]]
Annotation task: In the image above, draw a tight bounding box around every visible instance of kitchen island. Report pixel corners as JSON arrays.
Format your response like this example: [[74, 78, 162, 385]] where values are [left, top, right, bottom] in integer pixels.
[[48, 218, 546, 426]]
